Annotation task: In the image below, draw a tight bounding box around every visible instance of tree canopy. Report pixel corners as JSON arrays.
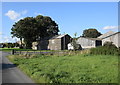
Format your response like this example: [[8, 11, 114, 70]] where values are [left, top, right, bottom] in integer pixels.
[[82, 28, 102, 38], [11, 15, 59, 49]]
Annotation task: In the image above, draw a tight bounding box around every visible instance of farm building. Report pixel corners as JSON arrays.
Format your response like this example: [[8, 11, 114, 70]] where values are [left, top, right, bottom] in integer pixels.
[[98, 31, 115, 39], [76, 37, 102, 49], [98, 31, 120, 48], [68, 43, 74, 50], [32, 34, 71, 50], [0, 43, 3, 48]]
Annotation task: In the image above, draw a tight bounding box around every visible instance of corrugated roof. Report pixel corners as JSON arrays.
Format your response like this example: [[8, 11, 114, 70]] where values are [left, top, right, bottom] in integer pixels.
[[98, 31, 115, 39], [50, 34, 67, 39], [78, 37, 102, 41], [87, 38, 102, 40], [101, 31, 120, 39]]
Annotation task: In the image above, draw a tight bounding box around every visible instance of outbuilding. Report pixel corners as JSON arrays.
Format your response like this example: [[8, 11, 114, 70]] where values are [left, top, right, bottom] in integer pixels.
[[76, 37, 102, 49], [98, 31, 120, 48], [32, 34, 71, 50]]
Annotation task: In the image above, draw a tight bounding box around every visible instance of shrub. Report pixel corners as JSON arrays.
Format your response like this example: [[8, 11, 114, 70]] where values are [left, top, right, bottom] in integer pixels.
[[90, 42, 119, 56], [103, 42, 117, 49], [71, 39, 82, 50]]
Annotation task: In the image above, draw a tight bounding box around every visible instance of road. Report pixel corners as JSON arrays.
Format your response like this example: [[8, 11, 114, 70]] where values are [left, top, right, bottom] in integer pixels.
[[0, 51, 37, 85]]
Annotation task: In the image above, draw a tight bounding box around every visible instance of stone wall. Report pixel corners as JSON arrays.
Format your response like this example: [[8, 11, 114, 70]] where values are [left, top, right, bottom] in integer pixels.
[[48, 39, 61, 50]]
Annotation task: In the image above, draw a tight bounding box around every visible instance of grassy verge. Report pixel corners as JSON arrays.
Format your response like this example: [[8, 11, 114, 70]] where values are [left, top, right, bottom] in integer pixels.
[[0, 48, 69, 52], [0, 48, 35, 52], [7, 53, 118, 83]]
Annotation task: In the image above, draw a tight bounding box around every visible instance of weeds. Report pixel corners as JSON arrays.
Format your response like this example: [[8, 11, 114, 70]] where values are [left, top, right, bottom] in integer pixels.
[[7, 54, 118, 83]]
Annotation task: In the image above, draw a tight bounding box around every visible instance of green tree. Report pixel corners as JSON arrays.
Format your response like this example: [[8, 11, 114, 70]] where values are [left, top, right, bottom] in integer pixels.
[[74, 32, 77, 38], [13, 42, 19, 47], [71, 39, 82, 51], [11, 17, 38, 49], [4, 43, 9, 48], [7, 43, 14, 48], [82, 28, 102, 38], [11, 15, 59, 49], [35, 15, 59, 38], [71, 32, 82, 50]]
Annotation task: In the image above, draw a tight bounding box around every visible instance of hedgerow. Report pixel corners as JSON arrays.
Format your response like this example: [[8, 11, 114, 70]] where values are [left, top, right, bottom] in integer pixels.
[[90, 42, 120, 56]]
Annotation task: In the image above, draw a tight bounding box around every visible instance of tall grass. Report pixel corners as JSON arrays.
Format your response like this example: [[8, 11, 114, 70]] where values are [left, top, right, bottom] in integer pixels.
[[7, 54, 118, 83], [90, 46, 120, 56]]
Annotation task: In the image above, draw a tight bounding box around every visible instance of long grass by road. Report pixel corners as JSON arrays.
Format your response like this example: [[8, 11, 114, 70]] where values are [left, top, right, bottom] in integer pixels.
[[7, 54, 118, 83]]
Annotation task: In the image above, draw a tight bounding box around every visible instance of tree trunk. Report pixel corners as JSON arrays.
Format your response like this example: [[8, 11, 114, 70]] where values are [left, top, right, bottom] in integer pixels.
[[25, 41, 32, 49]]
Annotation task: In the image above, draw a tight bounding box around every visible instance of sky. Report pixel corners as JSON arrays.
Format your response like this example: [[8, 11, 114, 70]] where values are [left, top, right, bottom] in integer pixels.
[[0, 2, 118, 43]]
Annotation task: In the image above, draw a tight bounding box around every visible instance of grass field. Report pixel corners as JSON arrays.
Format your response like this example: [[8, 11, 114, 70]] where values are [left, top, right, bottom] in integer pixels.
[[7, 54, 118, 83], [0, 48, 35, 52], [0, 48, 68, 53]]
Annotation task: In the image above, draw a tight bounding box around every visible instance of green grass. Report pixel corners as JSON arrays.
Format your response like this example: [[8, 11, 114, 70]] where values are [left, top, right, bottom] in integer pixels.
[[7, 54, 118, 83], [0, 48, 68, 52], [0, 48, 35, 52]]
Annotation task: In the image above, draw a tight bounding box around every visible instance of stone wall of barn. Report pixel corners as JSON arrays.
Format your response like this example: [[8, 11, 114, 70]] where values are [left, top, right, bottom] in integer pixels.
[[37, 40, 49, 50], [76, 37, 96, 49], [48, 39, 61, 50], [48, 35, 71, 50], [32, 34, 71, 50], [102, 32, 120, 48]]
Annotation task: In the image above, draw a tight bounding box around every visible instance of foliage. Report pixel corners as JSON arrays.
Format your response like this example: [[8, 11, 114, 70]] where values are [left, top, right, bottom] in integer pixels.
[[35, 15, 59, 38], [90, 42, 119, 56], [74, 32, 77, 38], [103, 41, 117, 49], [1, 43, 19, 48], [82, 28, 102, 38], [13, 42, 20, 47], [8, 54, 118, 83], [11, 15, 59, 49], [11, 17, 37, 49], [3, 43, 13, 48], [71, 32, 82, 50], [71, 39, 82, 50]]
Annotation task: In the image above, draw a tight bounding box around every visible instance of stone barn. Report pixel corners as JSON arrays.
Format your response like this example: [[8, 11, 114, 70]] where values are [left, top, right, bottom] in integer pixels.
[[76, 37, 102, 49], [48, 34, 71, 50], [32, 34, 71, 50], [98, 32, 120, 48]]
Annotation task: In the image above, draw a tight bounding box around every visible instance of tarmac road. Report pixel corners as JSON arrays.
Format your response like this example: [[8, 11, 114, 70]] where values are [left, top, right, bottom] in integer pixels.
[[0, 51, 37, 85]]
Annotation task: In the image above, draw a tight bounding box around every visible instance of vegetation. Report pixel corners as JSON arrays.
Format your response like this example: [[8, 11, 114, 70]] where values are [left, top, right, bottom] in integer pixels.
[[70, 32, 82, 50], [90, 42, 120, 56], [0, 48, 34, 52], [0, 43, 19, 48], [0, 48, 69, 53], [71, 39, 82, 50], [103, 41, 117, 48], [11, 15, 59, 49], [82, 28, 102, 38], [7, 53, 118, 83]]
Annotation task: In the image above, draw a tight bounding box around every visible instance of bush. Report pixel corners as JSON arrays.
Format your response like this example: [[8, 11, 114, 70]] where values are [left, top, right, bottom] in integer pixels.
[[103, 42, 117, 49], [71, 39, 82, 50], [90, 42, 119, 56]]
